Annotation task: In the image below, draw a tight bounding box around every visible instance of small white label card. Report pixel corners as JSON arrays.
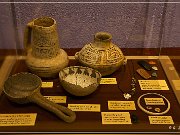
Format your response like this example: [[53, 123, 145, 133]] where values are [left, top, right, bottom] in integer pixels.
[[172, 80, 180, 90], [44, 96, 66, 103], [68, 104, 101, 112], [101, 112, 132, 124], [0, 113, 37, 126], [108, 101, 136, 110], [144, 98, 165, 105], [149, 116, 174, 124], [139, 80, 169, 90], [42, 82, 53, 88], [100, 78, 117, 84]]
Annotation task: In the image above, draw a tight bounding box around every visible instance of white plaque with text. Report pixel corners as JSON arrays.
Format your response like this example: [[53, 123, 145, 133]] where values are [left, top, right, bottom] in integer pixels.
[[144, 98, 165, 105], [101, 112, 132, 124], [149, 116, 174, 124], [139, 80, 169, 90], [0, 113, 37, 126], [68, 104, 101, 112], [44, 96, 66, 103], [100, 78, 117, 84], [108, 101, 136, 110]]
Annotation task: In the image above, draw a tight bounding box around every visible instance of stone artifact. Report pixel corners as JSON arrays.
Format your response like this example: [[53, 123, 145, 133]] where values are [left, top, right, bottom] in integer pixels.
[[152, 66, 158, 71], [75, 32, 126, 76], [138, 60, 152, 71], [3, 72, 76, 123], [59, 66, 101, 96], [152, 72, 158, 77], [24, 17, 69, 78], [136, 68, 151, 79]]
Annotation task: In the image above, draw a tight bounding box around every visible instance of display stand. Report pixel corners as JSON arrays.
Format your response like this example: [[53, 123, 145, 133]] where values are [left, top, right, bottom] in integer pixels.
[[0, 49, 180, 134]]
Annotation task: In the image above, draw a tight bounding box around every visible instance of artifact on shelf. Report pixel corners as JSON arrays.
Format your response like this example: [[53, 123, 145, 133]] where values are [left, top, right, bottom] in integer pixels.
[[59, 66, 101, 96], [151, 72, 158, 77], [136, 68, 151, 79], [152, 66, 158, 71], [137, 93, 170, 115], [138, 60, 152, 71], [75, 32, 126, 76], [24, 17, 69, 78], [118, 60, 137, 100], [148, 61, 156, 65], [122, 77, 136, 100], [130, 114, 138, 123], [3, 72, 76, 123]]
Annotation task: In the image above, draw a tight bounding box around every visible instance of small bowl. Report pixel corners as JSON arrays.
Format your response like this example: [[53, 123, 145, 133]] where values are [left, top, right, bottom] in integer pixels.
[[59, 66, 101, 96]]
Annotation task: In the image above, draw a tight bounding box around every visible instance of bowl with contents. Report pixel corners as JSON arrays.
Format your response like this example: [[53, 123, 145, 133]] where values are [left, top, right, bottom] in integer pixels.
[[59, 66, 101, 96]]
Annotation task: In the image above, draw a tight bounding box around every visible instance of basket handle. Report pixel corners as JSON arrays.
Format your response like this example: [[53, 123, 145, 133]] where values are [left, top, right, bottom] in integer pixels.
[[24, 21, 34, 52]]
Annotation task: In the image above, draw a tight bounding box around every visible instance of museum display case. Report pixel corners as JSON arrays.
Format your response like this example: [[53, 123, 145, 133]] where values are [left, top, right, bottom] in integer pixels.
[[0, 0, 180, 134]]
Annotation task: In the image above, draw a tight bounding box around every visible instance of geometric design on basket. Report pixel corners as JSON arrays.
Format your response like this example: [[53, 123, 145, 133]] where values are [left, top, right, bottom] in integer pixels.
[[32, 30, 59, 59], [106, 46, 123, 64], [78, 43, 124, 65], [60, 66, 101, 89]]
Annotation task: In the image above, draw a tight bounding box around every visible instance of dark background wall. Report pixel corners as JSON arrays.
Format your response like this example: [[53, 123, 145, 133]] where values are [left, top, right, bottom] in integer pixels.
[[0, 0, 180, 49]]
